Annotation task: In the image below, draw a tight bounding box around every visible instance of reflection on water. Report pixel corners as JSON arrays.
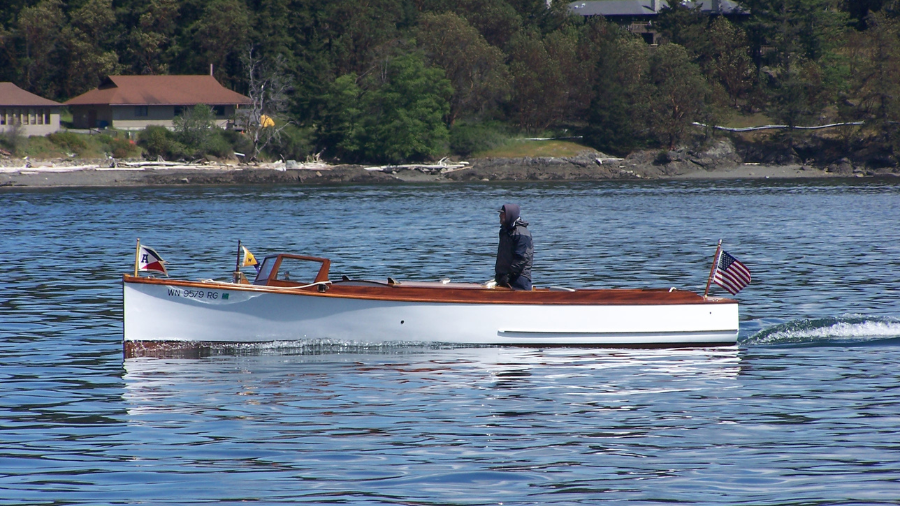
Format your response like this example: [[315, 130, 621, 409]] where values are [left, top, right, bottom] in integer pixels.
[[4, 180, 900, 504]]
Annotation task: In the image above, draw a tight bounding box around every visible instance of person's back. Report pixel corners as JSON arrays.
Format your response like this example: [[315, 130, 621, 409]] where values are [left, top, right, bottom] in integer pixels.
[[495, 204, 533, 290]]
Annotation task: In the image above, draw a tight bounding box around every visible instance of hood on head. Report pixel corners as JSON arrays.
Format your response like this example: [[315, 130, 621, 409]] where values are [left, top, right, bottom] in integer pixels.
[[500, 204, 520, 228]]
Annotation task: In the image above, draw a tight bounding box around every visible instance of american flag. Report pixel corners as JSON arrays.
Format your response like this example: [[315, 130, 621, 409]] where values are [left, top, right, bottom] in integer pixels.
[[714, 250, 751, 295]]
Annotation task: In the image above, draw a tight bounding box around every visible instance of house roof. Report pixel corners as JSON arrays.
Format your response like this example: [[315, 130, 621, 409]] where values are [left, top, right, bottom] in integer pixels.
[[65, 75, 252, 107], [568, 0, 745, 17], [0, 82, 62, 107]]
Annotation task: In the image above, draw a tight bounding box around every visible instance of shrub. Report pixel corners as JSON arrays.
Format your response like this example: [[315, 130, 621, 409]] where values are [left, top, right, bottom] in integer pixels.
[[1, 122, 25, 155], [108, 137, 140, 159], [203, 131, 235, 159], [174, 105, 216, 152], [221, 129, 254, 159], [138, 126, 187, 160], [449, 122, 507, 156], [266, 124, 314, 160], [48, 132, 88, 154]]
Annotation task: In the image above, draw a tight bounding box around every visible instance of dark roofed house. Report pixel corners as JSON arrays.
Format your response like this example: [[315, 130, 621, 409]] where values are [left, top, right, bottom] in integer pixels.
[[569, 0, 746, 44], [0, 83, 63, 136], [65, 75, 253, 130]]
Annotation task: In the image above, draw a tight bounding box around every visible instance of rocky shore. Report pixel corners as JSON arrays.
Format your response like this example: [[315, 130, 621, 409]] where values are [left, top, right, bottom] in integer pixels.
[[1, 139, 896, 189]]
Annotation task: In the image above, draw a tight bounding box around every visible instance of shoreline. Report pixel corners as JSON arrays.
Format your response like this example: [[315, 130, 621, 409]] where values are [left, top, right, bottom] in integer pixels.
[[1, 151, 895, 189]]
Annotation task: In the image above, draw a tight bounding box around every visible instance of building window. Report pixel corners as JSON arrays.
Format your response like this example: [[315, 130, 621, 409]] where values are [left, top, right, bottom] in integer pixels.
[[44, 111, 50, 124], [0, 109, 5, 125], [135, 106, 149, 117], [174, 106, 184, 116], [213, 105, 225, 116]]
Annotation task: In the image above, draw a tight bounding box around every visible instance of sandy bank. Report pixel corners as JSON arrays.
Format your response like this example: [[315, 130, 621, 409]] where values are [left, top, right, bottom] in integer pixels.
[[1, 144, 895, 189]]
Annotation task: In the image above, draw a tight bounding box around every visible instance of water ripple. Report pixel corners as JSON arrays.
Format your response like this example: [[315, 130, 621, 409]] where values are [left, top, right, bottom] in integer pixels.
[[2, 180, 900, 504]]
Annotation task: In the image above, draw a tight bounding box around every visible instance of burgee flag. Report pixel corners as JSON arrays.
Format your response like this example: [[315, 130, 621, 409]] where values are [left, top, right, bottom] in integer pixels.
[[242, 245, 259, 273], [138, 245, 168, 275], [713, 250, 750, 295]]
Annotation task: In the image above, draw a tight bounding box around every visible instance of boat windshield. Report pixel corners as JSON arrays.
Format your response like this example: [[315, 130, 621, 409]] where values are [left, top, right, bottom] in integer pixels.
[[253, 255, 330, 286], [253, 257, 277, 285], [271, 257, 324, 283]]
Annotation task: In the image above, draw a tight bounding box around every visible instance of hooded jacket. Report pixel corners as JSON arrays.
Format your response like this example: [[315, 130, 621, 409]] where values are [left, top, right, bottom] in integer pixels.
[[495, 204, 533, 283]]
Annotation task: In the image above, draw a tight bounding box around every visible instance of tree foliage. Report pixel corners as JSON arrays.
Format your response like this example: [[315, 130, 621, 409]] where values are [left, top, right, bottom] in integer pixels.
[[647, 44, 712, 149], [317, 52, 452, 163], [416, 12, 510, 124], [0, 0, 898, 161]]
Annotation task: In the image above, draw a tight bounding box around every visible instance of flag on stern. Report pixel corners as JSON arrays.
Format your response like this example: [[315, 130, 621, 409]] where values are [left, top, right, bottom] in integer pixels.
[[138, 244, 168, 276], [241, 245, 259, 273], [713, 250, 750, 295]]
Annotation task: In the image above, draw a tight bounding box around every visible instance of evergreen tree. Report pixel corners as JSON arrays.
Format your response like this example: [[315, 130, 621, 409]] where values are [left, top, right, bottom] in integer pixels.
[[584, 35, 650, 156], [187, 0, 249, 88], [16, 0, 68, 97]]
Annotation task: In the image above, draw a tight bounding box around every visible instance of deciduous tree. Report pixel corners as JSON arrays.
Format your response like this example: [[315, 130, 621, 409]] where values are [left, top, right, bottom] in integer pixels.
[[63, 0, 122, 96], [359, 52, 452, 163], [238, 47, 293, 161], [128, 0, 179, 75], [416, 12, 510, 124], [647, 43, 712, 149], [507, 30, 567, 131]]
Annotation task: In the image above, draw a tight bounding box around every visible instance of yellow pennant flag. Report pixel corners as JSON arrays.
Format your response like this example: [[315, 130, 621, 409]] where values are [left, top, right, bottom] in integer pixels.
[[241, 245, 258, 269]]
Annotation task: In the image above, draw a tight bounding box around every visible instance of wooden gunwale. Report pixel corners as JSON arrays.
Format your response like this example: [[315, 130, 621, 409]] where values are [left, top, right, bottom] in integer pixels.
[[123, 275, 737, 306]]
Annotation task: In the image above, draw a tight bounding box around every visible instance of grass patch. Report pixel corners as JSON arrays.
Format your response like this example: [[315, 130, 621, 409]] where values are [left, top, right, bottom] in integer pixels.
[[714, 111, 776, 128], [472, 139, 593, 158], [22, 131, 142, 159]]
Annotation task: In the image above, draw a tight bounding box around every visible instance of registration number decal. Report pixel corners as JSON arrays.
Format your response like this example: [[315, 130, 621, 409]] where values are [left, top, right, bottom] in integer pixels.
[[166, 288, 228, 300]]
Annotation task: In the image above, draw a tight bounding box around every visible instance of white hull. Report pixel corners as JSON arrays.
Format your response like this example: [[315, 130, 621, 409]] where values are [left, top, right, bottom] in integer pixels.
[[123, 280, 739, 347]]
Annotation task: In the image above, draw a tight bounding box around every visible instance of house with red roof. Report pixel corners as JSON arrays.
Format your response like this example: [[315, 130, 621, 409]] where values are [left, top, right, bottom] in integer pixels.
[[65, 75, 252, 130], [0, 83, 63, 136]]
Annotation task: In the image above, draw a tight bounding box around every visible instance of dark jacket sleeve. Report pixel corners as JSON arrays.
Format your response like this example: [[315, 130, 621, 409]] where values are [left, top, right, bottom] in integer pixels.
[[508, 233, 532, 277]]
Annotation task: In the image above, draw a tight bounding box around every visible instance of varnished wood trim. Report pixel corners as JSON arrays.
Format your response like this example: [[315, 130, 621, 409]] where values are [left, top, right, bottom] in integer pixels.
[[124, 275, 737, 306]]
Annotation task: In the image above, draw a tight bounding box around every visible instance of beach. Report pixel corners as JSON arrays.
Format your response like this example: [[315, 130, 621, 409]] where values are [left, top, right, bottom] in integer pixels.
[[0, 148, 889, 189]]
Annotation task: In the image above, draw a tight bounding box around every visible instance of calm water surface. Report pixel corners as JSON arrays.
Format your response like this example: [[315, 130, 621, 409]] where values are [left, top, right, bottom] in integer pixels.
[[2, 179, 900, 504]]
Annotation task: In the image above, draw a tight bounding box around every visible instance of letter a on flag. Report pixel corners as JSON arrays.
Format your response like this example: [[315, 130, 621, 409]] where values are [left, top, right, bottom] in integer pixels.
[[139, 244, 168, 275]]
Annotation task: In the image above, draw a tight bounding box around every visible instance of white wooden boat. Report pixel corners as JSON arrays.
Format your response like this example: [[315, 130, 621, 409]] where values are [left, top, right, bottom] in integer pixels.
[[123, 252, 740, 357]]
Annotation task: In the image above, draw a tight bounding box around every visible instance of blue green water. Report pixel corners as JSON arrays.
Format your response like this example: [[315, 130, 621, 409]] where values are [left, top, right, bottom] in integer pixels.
[[2, 179, 899, 504]]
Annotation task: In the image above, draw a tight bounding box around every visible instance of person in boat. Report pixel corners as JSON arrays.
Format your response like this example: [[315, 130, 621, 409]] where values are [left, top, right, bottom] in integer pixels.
[[495, 203, 533, 290]]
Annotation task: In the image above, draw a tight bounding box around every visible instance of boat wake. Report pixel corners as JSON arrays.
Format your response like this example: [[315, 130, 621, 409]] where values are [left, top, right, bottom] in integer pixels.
[[744, 315, 900, 346]]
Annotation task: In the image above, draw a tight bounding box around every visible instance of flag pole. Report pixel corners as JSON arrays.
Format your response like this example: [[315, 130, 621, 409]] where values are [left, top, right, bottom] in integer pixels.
[[134, 238, 141, 277], [703, 239, 723, 299], [233, 239, 242, 283]]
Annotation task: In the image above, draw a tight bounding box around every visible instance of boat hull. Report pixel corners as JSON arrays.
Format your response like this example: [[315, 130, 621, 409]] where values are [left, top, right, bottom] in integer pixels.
[[123, 277, 739, 351]]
